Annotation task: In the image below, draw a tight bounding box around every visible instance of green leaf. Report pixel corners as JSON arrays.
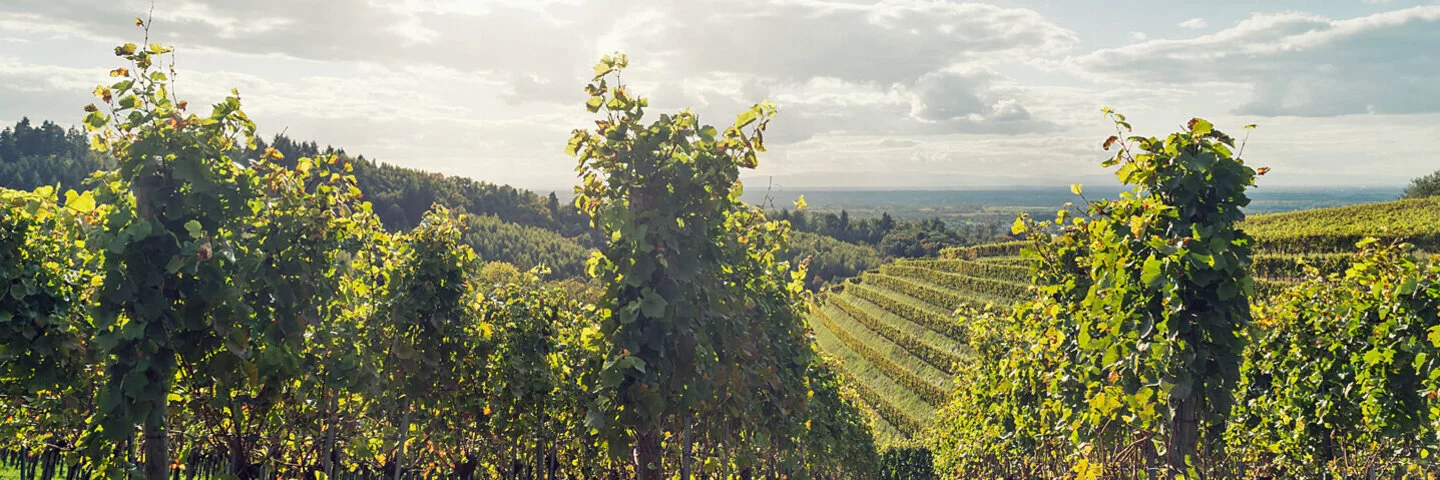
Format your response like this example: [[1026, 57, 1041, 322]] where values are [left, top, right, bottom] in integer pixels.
[[83, 111, 108, 131], [565, 134, 584, 157], [165, 256, 184, 274], [1398, 277, 1419, 295], [639, 289, 667, 318], [585, 96, 604, 113], [629, 356, 646, 374], [184, 220, 203, 238], [1363, 349, 1383, 366], [1141, 255, 1163, 288], [1115, 162, 1139, 184], [735, 108, 758, 130], [1070, 183, 1083, 196]]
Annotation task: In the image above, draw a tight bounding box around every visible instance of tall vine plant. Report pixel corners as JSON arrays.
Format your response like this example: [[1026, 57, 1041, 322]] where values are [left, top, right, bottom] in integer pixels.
[[83, 36, 260, 479], [948, 111, 1263, 478], [80, 21, 366, 479], [570, 54, 814, 479]]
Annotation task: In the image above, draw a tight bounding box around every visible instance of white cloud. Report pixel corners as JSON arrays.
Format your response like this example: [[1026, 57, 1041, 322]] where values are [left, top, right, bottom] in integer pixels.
[[1071, 6, 1440, 117], [1, 1, 1437, 189], [1178, 18, 1208, 29]]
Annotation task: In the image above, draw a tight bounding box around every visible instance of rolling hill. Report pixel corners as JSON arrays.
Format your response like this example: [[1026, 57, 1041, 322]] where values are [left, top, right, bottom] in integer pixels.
[[807, 197, 1440, 446]]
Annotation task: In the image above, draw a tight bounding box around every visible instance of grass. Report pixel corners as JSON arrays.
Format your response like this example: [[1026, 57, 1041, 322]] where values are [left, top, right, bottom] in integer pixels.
[[809, 243, 1034, 437], [814, 306, 949, 406]]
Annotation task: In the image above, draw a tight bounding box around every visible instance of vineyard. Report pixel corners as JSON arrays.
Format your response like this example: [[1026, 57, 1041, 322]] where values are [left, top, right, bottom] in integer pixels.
[[805, 248, 1031, 446], [809, 116, 1440, 478], [0, 34, 884, 480], [1243, 196, 1440, 254], [6, 18, 1440, 480], [807, 191, 1440, 454]]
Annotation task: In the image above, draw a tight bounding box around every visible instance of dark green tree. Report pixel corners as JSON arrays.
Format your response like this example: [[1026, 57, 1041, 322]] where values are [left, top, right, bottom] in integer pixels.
[[1402, 169, 1440, 199]]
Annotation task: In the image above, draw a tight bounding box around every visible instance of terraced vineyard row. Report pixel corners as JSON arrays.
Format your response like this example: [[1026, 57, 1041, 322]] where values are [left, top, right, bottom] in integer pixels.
[[813, 305, 950, 405], [1242, 196, 1440, 253], [808, 307, 931, 437], [827, 294, 968, 375], [807, 243, 1033, 446]]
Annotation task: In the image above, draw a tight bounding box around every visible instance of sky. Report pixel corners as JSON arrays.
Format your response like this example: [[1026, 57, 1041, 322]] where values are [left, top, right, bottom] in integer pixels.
[[1, 0, 1437, 192]]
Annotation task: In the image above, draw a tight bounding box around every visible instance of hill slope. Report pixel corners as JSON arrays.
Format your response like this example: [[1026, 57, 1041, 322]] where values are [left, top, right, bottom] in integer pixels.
[[807, 242, 1032, 445], [810, 197, 1440, 445]]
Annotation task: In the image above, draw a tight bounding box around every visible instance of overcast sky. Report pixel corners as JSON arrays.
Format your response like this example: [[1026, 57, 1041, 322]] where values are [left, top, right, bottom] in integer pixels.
[[2, 0, 1437, 191]]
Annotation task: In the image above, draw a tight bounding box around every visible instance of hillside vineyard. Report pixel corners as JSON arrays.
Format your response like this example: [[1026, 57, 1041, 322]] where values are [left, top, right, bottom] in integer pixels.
[[4, 25, 1440, 480]]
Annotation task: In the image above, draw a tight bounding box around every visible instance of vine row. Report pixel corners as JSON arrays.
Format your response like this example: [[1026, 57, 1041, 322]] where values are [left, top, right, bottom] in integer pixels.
[[811, 305, 949, 406], [826, 294, 967, 375], [880, 265, 1034, 302], [848, 283, 968, 341]]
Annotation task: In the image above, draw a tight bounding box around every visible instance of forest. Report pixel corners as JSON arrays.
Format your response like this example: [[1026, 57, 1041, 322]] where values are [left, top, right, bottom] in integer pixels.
[[4, 20, 1440, 480]]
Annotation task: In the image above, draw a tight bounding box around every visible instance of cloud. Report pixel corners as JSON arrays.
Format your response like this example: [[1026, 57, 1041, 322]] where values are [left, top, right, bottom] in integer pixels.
[[610, 0, 1077, 85], [5, 0, 1436, 190], [875, 138, 919, 148], [1178, 18, 1208, 29], [1071, 6, 1440, 116], [0, 0, 1072, 144]]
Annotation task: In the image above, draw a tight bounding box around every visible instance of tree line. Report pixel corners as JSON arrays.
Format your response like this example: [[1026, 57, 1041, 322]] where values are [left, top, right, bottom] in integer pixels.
[[773, 209, 1006, 258]]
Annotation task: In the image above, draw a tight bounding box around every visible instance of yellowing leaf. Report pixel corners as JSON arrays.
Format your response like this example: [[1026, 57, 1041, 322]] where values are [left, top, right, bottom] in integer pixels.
[[64, 190, 96, 212], [1010, 216, 1028, 235]]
